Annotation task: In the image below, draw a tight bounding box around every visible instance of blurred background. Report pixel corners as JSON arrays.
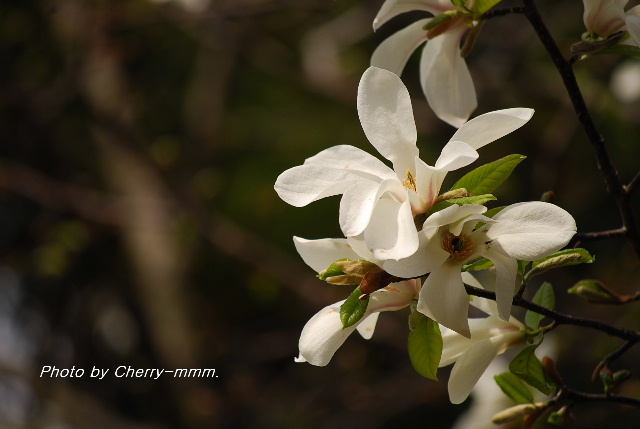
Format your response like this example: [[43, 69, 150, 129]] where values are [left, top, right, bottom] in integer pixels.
[[1, 0, 640, 427]]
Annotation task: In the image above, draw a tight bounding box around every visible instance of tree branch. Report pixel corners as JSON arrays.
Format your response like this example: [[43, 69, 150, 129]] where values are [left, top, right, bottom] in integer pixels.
[[522, 0, 640, 260], [464, 285, 640, 342]]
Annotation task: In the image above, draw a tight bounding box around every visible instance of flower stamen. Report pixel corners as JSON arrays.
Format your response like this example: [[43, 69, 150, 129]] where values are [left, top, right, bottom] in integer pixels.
[[403, 170, 417, 191], [442, 231, 474, 261]]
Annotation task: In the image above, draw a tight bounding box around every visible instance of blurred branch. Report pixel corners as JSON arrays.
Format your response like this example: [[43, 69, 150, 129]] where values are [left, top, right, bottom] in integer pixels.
[[522, 0, 640, 260]]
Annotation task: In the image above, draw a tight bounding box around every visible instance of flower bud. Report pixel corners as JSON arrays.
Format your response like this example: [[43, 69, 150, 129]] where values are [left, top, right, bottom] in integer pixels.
[[568, 279, 622, 304], [491, 402, 548, 424]]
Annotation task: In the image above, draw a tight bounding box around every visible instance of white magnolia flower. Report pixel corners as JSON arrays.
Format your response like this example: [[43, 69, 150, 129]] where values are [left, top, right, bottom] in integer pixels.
[[440, 314, 526, 404], [583, 0, 640, 45], [384, 201, 576, 337], [292, 236, 419, 366], [275, 67, 533, 261], [372, 0, 479, 127]]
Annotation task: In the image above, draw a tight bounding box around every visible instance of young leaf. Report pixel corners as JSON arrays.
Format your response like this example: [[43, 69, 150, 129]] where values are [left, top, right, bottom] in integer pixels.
[[509, 344, 556, 395], [494, 372, 535, 404], [525, 282, 555, 329], [450, 154, 526, 195], [408, 314, 442, 380], [525, 248, 595, 282], [462, 257, 494, 272], [568, 279, 622, 304], [339, 286, 368, 329], [597, 43, 640, 57], [427, 194, 497, 216], [475, 0, 503, 15], [317, 258, 350, 281]]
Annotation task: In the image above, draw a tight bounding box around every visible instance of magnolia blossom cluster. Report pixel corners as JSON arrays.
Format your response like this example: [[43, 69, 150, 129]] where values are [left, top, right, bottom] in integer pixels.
[[274, 0, 580, 406]]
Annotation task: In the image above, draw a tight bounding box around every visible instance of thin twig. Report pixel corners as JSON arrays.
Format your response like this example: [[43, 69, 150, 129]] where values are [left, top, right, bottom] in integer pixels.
[[464, 285, 640, 342], [574, 228, 627, 242], [481, 6, 525, 19], [522, 0, 640, 260]]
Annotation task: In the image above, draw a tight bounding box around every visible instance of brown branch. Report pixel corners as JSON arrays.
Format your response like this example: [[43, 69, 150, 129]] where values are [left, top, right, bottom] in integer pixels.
[[464, 284, 640, 342], [522, 0, 640, 260]]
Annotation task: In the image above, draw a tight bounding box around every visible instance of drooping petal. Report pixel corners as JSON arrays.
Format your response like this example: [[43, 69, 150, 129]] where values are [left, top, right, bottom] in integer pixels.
[[373, 0, 450, 30], [358, 67, 419, 175], [364, 197, 420, 260], [274, 164, 362, 207], [420, 26, 477, 128], [448, 108, 535, 150], [298, 300, 359, 366], [371, 19, 430, 75], [293, 236, 361, 273], [448, 337, 503, 403], [417, 260, 471, 337], [356, 312, 379, 339], [304, 144, 396, 181], [482, 247, 519, 321], [485, 201, 576, 260]]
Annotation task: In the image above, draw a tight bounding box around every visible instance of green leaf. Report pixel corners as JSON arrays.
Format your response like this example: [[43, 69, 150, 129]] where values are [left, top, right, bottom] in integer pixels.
[[451, 0, 466, 9], [597, 43, 640, 57], [450, 154, 526, 195], [427, 194, 497, 216], [568, 279, 621, 304], [494, 372, 535, 404], [408, 314, 442, 380], [525, 282, 555, 329], [339, 286, 368, 329], [525, 248, 595, 281], [509, 344, 556, 395], [475, 0, 503, 15], [462, 257, 494, 272]]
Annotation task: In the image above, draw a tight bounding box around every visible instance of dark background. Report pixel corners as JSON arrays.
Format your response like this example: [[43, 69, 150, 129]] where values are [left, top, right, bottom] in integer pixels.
[[1, 0, 640, 427]]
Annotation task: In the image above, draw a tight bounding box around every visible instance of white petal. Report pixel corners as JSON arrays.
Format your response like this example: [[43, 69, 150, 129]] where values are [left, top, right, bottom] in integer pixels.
[[356, 313, 379, 339], [339, 180, 383, 237], [485, 201, 576, 260], [371, 19, 430, 75], [439, 326, 473, 367], [274, 164, 361, 207], [414, 157, 446, 212], [358, 67, 419, 175], [293, 237, 361, 273], [625, 13, 640, 46], [583, 0, 627, 36], [420, 27, 477, 128], [434, 140, 479, 171], [482, 247, 518, 321], [364, 198, 420, 260], [423, 204, 487, 230], [417, 261, 471, 337], [374, 0, 449, 30], [448, 337, 502, 403], [304, 145, 396, 181], [382, 230, 449, 277], [463, 272, 501, 318], [346, 234, 379, 264], [298, 300, 358, 366], [449, 108, 535, 150]]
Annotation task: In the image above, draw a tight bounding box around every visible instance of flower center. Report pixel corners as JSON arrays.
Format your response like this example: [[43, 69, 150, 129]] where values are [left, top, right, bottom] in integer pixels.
[[402, 170, 417, 192], [441, 231, 474, 261]]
